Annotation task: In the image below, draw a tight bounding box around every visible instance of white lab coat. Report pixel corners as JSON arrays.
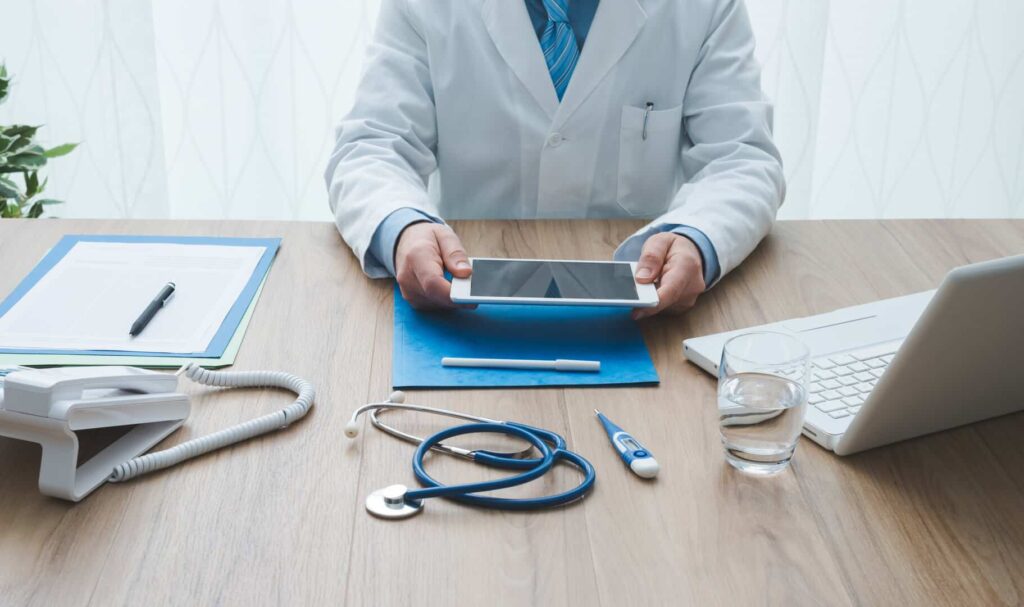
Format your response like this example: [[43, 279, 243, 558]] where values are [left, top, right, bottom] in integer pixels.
[[326, 0, 784, 282]]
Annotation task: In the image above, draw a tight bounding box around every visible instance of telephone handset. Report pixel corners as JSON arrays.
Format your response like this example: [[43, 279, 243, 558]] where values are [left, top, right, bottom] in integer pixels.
[[0, 364, 314, 502], [0, 366, 188, 501], [3, 365, 183, 420]]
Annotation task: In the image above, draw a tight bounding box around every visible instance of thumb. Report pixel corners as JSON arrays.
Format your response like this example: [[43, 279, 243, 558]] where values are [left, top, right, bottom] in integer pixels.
[[434, 226, 472, 278], [635, 233, 673, 284]]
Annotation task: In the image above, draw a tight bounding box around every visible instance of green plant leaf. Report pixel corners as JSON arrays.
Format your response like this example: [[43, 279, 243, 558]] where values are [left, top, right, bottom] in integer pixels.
[[5, 157, 45, 171], [4, 125, 40, 138], [0, 135, 12, 154], [1, 133, 38, 156], [5, 151, 46, 170], [43, 142, 78, 158], [1, 200, 22, 218], [27, 198, 62, 218], [24, 171, 39, 198], [0, 176, 20, 198], [5, 138, 33, 155]]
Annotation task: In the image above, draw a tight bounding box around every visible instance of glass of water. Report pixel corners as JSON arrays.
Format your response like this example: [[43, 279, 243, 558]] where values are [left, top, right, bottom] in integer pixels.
[[718, 331, 810, 475]]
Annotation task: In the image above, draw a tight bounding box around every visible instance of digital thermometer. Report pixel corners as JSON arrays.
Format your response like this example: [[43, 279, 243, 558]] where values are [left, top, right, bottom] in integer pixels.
[[594, 410, 659, 479]]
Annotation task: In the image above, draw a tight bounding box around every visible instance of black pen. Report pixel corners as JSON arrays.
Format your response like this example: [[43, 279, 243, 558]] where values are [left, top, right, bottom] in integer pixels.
[[129, 282, 176, 337]]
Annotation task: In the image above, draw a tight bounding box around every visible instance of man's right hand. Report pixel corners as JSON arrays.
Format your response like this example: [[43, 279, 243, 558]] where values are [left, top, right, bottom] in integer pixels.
[[394, 222, 472, 310]]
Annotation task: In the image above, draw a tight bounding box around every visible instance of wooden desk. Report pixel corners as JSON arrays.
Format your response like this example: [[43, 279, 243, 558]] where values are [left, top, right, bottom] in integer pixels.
[[1, 219, 1022, 606]]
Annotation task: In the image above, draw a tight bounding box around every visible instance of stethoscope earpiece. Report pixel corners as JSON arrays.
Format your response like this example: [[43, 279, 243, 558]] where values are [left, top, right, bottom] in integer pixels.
[[343, 391, 407, 438]]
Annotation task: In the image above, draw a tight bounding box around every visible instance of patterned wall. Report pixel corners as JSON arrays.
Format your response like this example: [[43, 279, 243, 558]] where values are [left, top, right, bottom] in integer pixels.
[[1, 0, 1022, 220], [809, 0, 1024, 218]]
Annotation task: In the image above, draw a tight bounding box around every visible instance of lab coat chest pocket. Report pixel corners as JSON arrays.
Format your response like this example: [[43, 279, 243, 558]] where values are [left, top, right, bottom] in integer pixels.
[[617, 103, 684, 215]]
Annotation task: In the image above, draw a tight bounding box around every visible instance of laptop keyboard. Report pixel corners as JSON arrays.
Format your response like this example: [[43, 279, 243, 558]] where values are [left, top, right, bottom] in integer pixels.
[[809, 342, 900, 420]]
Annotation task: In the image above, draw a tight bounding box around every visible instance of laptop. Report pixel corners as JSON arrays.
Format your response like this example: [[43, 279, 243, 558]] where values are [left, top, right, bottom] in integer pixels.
[[683, 254, 1024, 455]]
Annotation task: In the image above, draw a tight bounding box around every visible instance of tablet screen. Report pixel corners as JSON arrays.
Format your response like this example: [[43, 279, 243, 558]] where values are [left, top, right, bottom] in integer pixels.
[[469, 259, 639, 300]]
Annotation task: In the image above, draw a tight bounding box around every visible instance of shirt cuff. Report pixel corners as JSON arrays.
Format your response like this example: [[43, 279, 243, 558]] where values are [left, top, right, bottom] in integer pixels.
[[669, 225, 721, 289], [367, 208, 439, 276]]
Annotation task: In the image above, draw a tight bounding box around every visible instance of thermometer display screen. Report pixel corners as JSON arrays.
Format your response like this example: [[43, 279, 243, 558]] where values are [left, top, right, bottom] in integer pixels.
[[620, 437, 641, 451]]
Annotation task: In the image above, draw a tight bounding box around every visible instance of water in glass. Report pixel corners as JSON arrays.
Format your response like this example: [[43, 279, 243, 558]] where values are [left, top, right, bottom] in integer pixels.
[[718, 331, 810, 474], [719, 372, 807, 474]]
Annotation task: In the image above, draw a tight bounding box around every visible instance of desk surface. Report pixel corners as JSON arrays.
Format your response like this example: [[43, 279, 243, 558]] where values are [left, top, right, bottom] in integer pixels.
[[1, 218, 1023, 606]]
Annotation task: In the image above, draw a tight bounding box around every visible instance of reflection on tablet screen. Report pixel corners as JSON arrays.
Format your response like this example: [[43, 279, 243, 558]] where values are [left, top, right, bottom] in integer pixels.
[[470, 260, 639, 300]]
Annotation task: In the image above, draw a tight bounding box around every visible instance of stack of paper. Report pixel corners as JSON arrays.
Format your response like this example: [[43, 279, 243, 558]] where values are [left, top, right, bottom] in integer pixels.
[[0, 235, 280, 368]]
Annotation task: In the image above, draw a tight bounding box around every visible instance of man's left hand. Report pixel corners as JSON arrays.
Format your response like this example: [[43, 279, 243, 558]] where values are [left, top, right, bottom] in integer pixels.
[[632, 232, 706, 320]]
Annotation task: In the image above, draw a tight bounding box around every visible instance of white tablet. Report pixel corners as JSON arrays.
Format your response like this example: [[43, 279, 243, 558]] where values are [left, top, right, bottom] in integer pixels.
[[450, 258, 659, 307]]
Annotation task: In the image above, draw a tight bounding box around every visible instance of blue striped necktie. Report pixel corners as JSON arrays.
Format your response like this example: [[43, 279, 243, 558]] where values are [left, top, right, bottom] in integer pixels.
[[540, 0, 580, 101]]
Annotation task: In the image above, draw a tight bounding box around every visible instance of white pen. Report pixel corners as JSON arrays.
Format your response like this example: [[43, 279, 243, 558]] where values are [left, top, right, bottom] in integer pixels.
[[441, 357, 600, 372]]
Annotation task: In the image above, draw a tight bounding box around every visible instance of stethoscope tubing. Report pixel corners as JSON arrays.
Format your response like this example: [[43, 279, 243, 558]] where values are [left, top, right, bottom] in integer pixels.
[[406, 423, 555, 502], [407, 422, 597, 510]]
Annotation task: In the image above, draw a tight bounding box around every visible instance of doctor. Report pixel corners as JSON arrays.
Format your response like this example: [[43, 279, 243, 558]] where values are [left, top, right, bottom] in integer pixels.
[[326, 0, 783, 319]]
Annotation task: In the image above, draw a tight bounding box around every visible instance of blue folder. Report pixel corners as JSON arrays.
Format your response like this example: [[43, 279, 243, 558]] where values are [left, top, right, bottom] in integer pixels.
[[0, 235, 280, 358], [392, 285, 659, 389]]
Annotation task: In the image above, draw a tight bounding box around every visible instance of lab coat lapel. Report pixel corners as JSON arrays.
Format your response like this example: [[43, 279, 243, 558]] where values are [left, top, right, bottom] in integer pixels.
[[554, 0, 647, 128], [481, 0, 559, 119]]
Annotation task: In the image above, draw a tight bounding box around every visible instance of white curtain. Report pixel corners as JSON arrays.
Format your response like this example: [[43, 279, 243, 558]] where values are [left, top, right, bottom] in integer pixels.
[[2, 0, 1022, 221]]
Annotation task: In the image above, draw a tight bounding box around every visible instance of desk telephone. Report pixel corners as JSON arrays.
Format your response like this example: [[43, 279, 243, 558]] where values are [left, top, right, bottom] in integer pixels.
[[0, 364, 314, 501]]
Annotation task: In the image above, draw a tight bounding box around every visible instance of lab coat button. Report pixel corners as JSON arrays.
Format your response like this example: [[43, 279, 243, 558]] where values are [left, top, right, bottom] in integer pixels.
[[546, 133, 564, 147]]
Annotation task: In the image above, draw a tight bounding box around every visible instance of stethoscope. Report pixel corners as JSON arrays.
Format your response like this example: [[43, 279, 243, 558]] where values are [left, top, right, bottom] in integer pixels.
[[345, 391, 596, 519]]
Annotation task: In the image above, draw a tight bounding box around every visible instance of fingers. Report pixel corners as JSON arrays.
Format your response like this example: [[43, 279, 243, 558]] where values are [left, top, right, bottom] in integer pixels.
[[632, 272, 686, 320], [410, 252, 457, 310], [632, 236, 703, 321], [395, 224, 465, 310], [634, 233, 674, 284], [435, 227, 472, 278]]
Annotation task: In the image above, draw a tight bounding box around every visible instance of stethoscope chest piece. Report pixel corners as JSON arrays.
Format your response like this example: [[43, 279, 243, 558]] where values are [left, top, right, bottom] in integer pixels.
[[365, 484, 423, 519]]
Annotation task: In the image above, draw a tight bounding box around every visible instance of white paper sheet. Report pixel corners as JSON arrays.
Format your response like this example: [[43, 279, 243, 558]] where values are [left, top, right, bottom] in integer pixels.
[[0, 242, 265, 353]]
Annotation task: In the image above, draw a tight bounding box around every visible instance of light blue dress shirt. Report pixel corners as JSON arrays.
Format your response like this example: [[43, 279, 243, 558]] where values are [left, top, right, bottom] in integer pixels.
[[366, 0, 721, 288], [368, 207, 436, 276]]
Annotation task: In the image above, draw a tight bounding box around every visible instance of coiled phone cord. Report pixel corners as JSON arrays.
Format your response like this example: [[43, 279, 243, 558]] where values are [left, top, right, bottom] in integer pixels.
[[109, 363, 315, 482]]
